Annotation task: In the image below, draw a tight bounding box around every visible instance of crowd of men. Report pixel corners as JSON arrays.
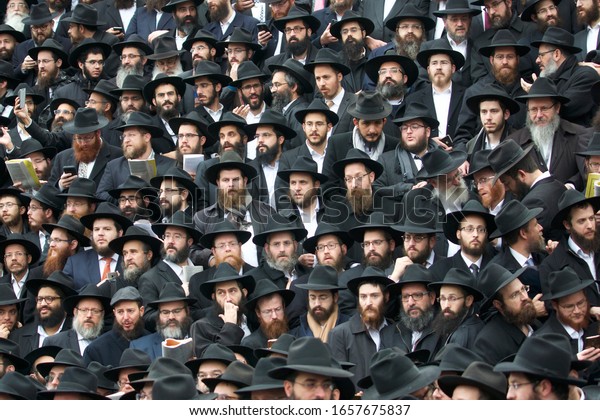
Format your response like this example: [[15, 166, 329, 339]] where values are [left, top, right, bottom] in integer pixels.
[[1, 0, 600, 401]]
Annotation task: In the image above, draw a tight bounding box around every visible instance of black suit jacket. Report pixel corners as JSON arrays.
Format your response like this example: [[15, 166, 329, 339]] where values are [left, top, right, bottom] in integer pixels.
[[429, 249, 495, 282], [521, 176, 566, 241], [42, 329, 81, 354], [138, 260, 184, 332], [94, 0, 145, 33], [489, 248, 546, 296], [9, 317, 73, 357], [330, 90, 356, 136]]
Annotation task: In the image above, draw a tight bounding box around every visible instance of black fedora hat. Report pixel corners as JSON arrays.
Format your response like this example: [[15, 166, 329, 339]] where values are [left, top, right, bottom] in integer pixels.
[[349, 90, 393, 120], [226, 345, 257, 367], [207, 111, 248, 136], [246, 109, 299, 140], [0, 24, 25, 42], [444, 199, 496, 244], [197, 262, 255, 300], [127, 357, 192, 391], [0, 339, 29, 373], [385, 3, 436, 32], [198, 219, 251, 249], [68, 38, 112, 68], [254, 333, 296, 359], [0, 371, 39, 400], [515, 76, 569, 103], [150, 166, 198, 199], [433, 0, 481, 16], [203, 360, 254, 391], [23, 346, 62, 374], [184, 61, 232, 87], [521, 0, 561, 21], [531, 26, 581, 54], [152, 209, 201, 242], [168, 110, 216, 148], [348, 211, 403, 243], [147, 35, 185, 60], [162, 0, 203, 13], [294, 98, 339, 125], [63, 3, 105, 26], [438, 361, 507, 399], [229, 61, 269, 89], [109, 224, 163, 257], [5, 83, 45, 106], [465, 84, 521, 115], [387, 264, 434, 297], [416, 149, 467, 180], [28, 38, 69, 67], [183, 28, 221, 52], [103, 348, 151, 383], [205, 150, 257, 185], [107, 175, 157, 200], [494, 334, 587, 386], [79, 201, 134, 231], [268, 58, 314, 94], [465, 149, 493, 178], [416, 38, 466, 69], [487, 139, 535, 184], [330, 10, 374, 39], [38, 366, 108, 400], [42, 214, 91, 247], [148, 282, 196, 308], [0, 234, 40, 266], [186, 343, 236, 373], [143, 73, 187, 104], [0, 60, 18, 88], [112, 34, 153, 56], [478, 29, 531, 57], [551, 188, 600, 230], [46, 97, 81, 128], [216, 27, 261, 51], [235, 357, 285, 396], [88, 361, 119, 393], [304, 47, 350, 75], [114, 110, 164, 137], [393, 101, 439, 129], [22, 3, 54, 25], [477, 263, 527, 310], [347, 266, 395, 296], [295, 265, 346, 291], [62, 107, 108, 134], [110, 74, 146, 96], [16, 138, 56, 160], [393, 205, 441, 234], [268, 337, 353, 380], [252, 212, 307, 247], [272, 5, 321, 33], [62, 283, 112, 315], [331, 147, 384, 180], [489, 199, 543, 239], [36, 348, 85, 378], [152, 374, 202, 400], [302, 222, 353, 254], [357, 347, 429, 392], [0, 187, 29, 206], [25, 271, 77, 298], [364, 53, 419, 87], [433, 343, 482, 372], [82, 79, 119, 104], [429, 268, 484, 301], [541, 266, 595, 301], [277, 155, 328, 184], [576, 132, 600, 157], [245, 278, 295, 314], [0, 284, 26, 306]]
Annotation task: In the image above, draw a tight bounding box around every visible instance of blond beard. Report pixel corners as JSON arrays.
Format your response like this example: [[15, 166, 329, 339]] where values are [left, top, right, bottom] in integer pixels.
[[218, 188, 247, 212], [346, 188, 373, 216]]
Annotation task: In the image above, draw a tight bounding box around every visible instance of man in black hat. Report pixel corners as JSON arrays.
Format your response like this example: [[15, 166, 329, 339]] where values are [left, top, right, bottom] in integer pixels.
[[13, 139, 55, 184], [488, 139, 566, 240], [130, 283, 195, 360], [576, 132, 600, 192], [186, 343, 236, 394], [0, 188, 29, 237], [438, 361, 507, 400], [329, 267, 395, 388], [110, 36, 152, 88], [159, 0, 205, 51], [96, 111, 177, 202], [520, 0, 574, 35], [104, 75, 149, 145], [228, 61, 268, 128], [48, 108, 122, 193], [218, 27, 261, 79], [27, 38, 71, 106], [0, 23, 21, 64], [83, 286, 149, 366], [0, 339, 30, 380], [109, 176, 159, 224], [511, 77, 591, 189], [184, 28, 219, 68], [151, 167, 197, 223], [184, 61, 232, 124], [83, 80, 122, 148], [42, 284, 111, 355], [63, 203, 129, 290], [163, 112, 212, 178], [147, 36, 187, 78], [0, 285, 26, 339]]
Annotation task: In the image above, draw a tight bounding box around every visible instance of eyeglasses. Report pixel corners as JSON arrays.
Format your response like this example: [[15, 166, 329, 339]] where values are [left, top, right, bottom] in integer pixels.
[[177, 133, 200, 141], [226, 47, 247, 55], [118, 195, 140, 204], [45, 373, 64, 383], [195, 82, 215, 90], [0, 202, 19, 210], [474, 176, 495, 186], [48, 237, 72, 244], [396, 24, 423, 31], [508, 381, 539, 390], [36, 58, 55, 65], [158, 188, 183, 195], [73, 134, 96, 143], [507, 284, 530, 301], [84, 60, 105, 67], [361, 239, 387, 248], [76, 307, 104, 315], [53, 109, 74, 115], [271, 82, 289, 89], [7, 2, 27, 9], [120, 54, 142, 60], [378, 67, 404, 76], [303, 121, 327, 129], [213, 241, 241, 250], [558, 298, 588, 312], [483, 0, 506, 12], [588, 162, 600, 171], [66, 200, 88, 208], [292, 380, 335, 392], [401, 123, 425, 132], [4, 252, 27, 259], [135, 391, 152, 400], [284, 26, 306, 34], [162, 233, 187, 241], [459, 226, 487, 234], [437, 295, 465, 304], [341, 27, 362, 36], [401, 292, 430, 302], [402, 234, 428, 243], [190, 45, 209, 53], [315, 242, 341, 252], [31, 23, 52, 31], [260, 306, 284, 316], [85, 99, 107, 106], [537, 49, 557, 59], [240, 83, 262, 93], [158, 307, 186, 316], [267, 240, 294, 248], [527, 103, 557, 114], [492, 53, 516, 61], [36, 296, 61, 304], [344, 172, 370, 184]]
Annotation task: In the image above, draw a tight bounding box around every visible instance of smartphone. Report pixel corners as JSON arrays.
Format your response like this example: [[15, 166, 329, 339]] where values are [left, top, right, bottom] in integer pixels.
[[63, 165, 77, 176], [113, 27, 123, 32], [257, 23, 269, 33], [18, 88, 26, 110], [107, 271, 119, 280], [440, 134, 453, 147], [584, 335, 600, 349]]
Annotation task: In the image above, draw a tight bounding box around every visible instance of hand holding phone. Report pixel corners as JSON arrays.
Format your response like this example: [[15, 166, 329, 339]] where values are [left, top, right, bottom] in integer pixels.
[[63, 165, 77, 176], [18, 88, 26, 111]]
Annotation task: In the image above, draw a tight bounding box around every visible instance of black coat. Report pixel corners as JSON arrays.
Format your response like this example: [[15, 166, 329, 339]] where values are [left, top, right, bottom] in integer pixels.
[[521, 176, 567, 242], [392, 316, 442, 358], [330, 90, 356, 136], [534, 312, 582, 356], [42, 329, 81, 354], [240, 326, 269, 350], [429, 249, 496, 282], [489, 248, 546, 296], [190, 310, 246, 356], [444, 312, 485, 350], [83, 328, 149, 367], [9, 317, 73, 357]]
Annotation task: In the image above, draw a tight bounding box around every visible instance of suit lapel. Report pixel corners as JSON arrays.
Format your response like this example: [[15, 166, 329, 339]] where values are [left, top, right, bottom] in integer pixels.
[[88, 143, 109, 181]]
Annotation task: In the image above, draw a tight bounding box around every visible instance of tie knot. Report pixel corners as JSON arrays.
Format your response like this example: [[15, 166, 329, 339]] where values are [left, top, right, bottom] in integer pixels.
[[326, 100, 334, 109], [470, 263, 479, 276]]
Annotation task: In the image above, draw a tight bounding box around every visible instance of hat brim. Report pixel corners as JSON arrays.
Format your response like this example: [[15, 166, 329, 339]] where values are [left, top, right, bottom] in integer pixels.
[[392, 222, 441, 235], [273, 15, 321, 34], [416, 151, 467, 180], [494, 361, 587, 386], [393, 114, 440, 129], [25, 278, 77, 301], [276, 168, 328, 184], [79, 211, 134, 231], [62, 115, 109, 135], [303, 230, 353, 254], [330, 17, 374, 39], [152, 222, 201, 242], [246, 289, 295, 314], [416, 48, 465, 70], [428, 280, 483, 301], [144, 76, 188, 103], [267, 63, 314, 94], [541, 278, 596, 301], [68, 42, 112, 67], [521, 0, 563, 21], [437, 374, 506, 400], [443, 209, 497, 244], [479, 43, 531, 57], [480, 266, 528, 311], [198, 273, 255, 301], [489, 206, 543, 239], [530, 39, 580, 54], [198, 228, 252, 249], [183, 72, 232, 89], [29, 46, 69, 67], [433, 7, 481, 16], [294, 106, 339, 126], [0, 238, 40, 265], [347, 275, 395, 296], [150, 174, 199, 199], [331, 156, 384, 181], [268, 364, 353, 380], [365, 55, 418, 87], [245, 120, 298, 141], [41, 222, 91, 247], [491, 144, 535, 186], [551, 195, 600, 230], [385, 15, 436, 32], [205, 161, 258, 185], [252, 227, 308, 247], [515, 91, 570, 104], [375, 365, 441, 400]]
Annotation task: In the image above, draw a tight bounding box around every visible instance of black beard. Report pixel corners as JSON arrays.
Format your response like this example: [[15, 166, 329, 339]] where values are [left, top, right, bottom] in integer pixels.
[[398, 305, 435, 332], [161, 246, 190, 264], [287, 37, 310, 57], [83, 66, 101, 82], [209, 0, 230, 22], [255, 143, 280, 166], [377, 80, 406, 100], [270, 89, 292, 113], [491, 13, 512, 29], [342, 38, 365, 62], [158, 99, 180, 120], [241, 91, 264, 112], [310, 302, 335, 323], [501, 300, 537, 327], [113, 316, 145, 340], [431, 305, 468, 339], [579, 4, 600, 26], [37, 307, 66, 329], [361, 250, 392, 270], [214, 295, 248, 325], [177, 19, 196, 36], [218, 139, 246, 158]]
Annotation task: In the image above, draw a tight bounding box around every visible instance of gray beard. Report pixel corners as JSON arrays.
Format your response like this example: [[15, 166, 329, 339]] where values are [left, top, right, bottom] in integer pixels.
[[394, 36, 422, 60], [116, 62, 144, 88], [157, 317, 191, 340], [4, 14, 27, 32], [152, 61, 183, 77], [162, 247, 190, 264], [433, 178, 469, 212], [123, 265, 149, 284], [265, 251, 298, 274], [527, 113, 560, 165], [271, 89, 292, 114], [399, 305, 435, 332], [539, 59, 559, 78], [376, 81, 406, 100], [73, 316, 104, 340]]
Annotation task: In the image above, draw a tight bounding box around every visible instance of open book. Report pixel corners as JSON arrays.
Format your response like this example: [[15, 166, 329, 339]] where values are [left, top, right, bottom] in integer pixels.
[[6, 158, 40, 190], [162, 337, 194, 364], [183, 154, 204, 176], [128, 159, 156, 182]]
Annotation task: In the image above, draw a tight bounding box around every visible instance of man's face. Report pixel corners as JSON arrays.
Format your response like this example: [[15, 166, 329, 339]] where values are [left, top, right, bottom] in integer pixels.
[[0, 34, 15, 60], [452, 385, 482, 400], [157, 300, 189, 339], [73, 297, 104, 338], [31, 21, 53, 45], [315, 234, 346, 271], [162, 226, 192, 263], [0, 195, 24, 227], [565, 204, 597, 251], [255, 125, 282, 162], [438, 285, 470, 318], [308, 290, 337, 323], [0, 304, 18, 332], [25, 152, 51, 181], [119, 90, 145, 116], [159, 179, 185, 216], [65, 196, 94, 218], [86, 92, 108, 115], [79, 52, 104, 80], [213, 279, 245, 309], [68, 23, 84, 44], [490, 46, 519, 85], [313, 64, 342, 100], [122, 239, 152, 273], [46, 365, 66, 390], [269, 0, 293, 20], [194, 76, 219, 107], [427, 54, 455, 86], [113, 301, 143, 331], [226, 43, 250, 66], [92, 218, 121, 257], [444, 14, 472, 43], [403, 232, 435, 265], [341, 21, 365, 44], [479, 99, 509, 135], [289, 173, 319, 209], [237, 80, 263, 115], [120, 46, 145, 71], [121, 127, 149, 160], [153, 83, 180, 115], [197, 360, 227, 393], [586, 156, 600, 175], [211, 233, 243, 267], [506, 372, 539, 400], [377, 61, 407, 99], [484, 0, 512, 28], [51, 103, 76, 131], [553, 290, 589, 331], [395, 18, 424, 43], [524, 217, 545, 253], [37, 50, 60, 84], [178, 123, 204, 156], [302, 112, 330, 149], [344, 162, 374, 192], [285, 372, 335, 400], [400, 118, 430, 155], [362, 230, 394, 268], [358, 282, 387, 326], [255, 293, 287, 335], [216, 168, 246, 194], [499, 173, 528, 200], [473, 168, 505, 210], [47, 228, 74, 259], [118, 189, 145, 219], [527, 97, 558, 127], [354, 118, 385, 143], [285, 18, 311, 52], [174, 1, 197, 29], [496, 279, 536, 325], [270, 71, 293, 112], [155, 56, 181, 75], [36, 286, 63, 323], [218, 125, 245, 155], [264, 231, 297, 267], [456, 214, 487, 257], [401, 283, 435, 321], [3, 243, 30, 276], [577, 0, 600, 26], [191, 41, 215, 64], [533, 0, 560, 28]]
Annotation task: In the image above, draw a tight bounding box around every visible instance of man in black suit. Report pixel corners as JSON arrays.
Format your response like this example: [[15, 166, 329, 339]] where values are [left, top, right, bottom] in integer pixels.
[[96, 111, 177, 203], [184, 60, 232, 124], [0, 284, 25, 339], [573, 0, 600, 60], [111, 36, 153, 88], [203, 0, 259, 43], [464, 150, 509, 216], [47, 108, 123, 193], [359, 0, 430, 44], [0, 188, 30, 237], [43, 284, 111, 356], [93, 0, 145, 38]]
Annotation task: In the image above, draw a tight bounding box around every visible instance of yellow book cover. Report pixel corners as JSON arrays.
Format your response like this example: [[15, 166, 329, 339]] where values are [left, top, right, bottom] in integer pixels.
[[6, 158, 40, 190]]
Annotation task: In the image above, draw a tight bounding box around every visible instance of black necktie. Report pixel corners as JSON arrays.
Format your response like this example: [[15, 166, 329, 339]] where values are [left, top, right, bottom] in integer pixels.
[[470, 263, 479, 277], [41, 233, 50, 259]]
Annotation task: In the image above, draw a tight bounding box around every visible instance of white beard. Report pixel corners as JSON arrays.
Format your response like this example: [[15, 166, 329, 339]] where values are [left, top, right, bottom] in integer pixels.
[[152, 61, 184, 78], [433, 177, 470, 213], [527, 114, 560, 166], [4, 13, 27, 32]]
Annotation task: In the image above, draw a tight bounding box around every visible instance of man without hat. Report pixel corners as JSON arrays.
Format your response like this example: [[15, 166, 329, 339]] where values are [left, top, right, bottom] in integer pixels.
[[83, 286, 149, 367]]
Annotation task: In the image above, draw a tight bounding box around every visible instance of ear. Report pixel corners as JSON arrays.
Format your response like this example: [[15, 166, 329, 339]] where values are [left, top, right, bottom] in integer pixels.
[[314, 180, 321, 189], [465, 294, 474, 308], [215, 82, 222, 93], [70, 240, 79, 252], [352, 118, 359, 128], [187, 237, 194, 246], [403, 73, 408, 85], [180, 189, 189, 201], [139, 305, 145, 316], [425, 126, 431, 138], [27, 254, 32, 265], [503, 109, 510, 121], [368, 171, 376, 183], [152, 97, 157, 107], [277, 135, 285, 146], [78, 61, 84, 71], [242, 288, 248, 297], [200, 135, 207, 146], [146, 250, 153, 261], [247, 50, 254, 59], [489, 55, 494, 66], [141, 56, 148, 65], [492, 298, 502, 313], [283, 380, 294, 397], [384, 291, 390, 303], [389, 238, 395, 251], [551, 300, 558, 312], [56, 58, 63, 67], [555, 102, 561, 113], [307, 28, 313, 37]]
